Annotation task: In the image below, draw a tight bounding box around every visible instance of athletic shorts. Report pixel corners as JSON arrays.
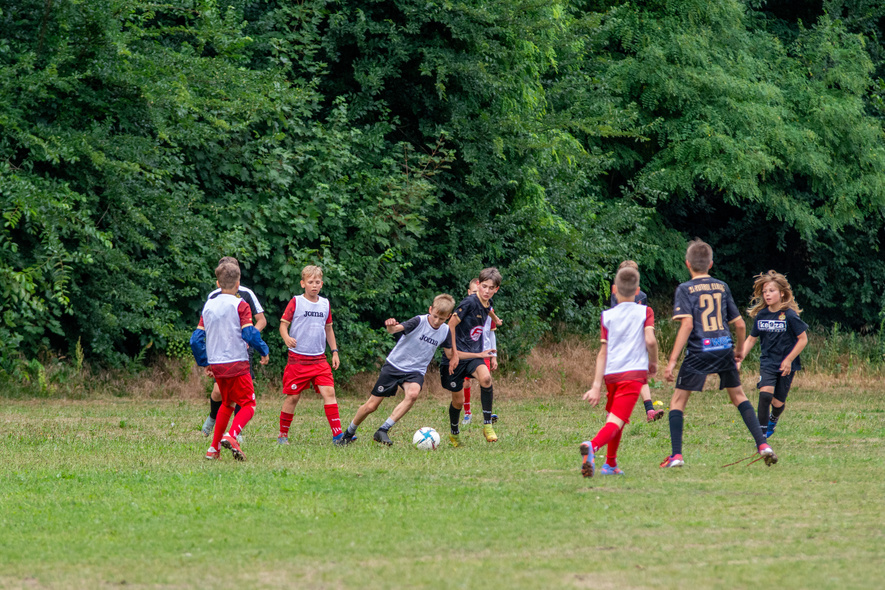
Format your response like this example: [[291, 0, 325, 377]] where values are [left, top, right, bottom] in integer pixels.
[[371, 363, 425, 397], [676, 350, 741, 391], [757, 370, 795, 403], [462, 357, 492, 382], [605, 380, 642, 424], [440, 358, 486, 392], [215, 373, 256, 408], [283, 359, 334, 395]]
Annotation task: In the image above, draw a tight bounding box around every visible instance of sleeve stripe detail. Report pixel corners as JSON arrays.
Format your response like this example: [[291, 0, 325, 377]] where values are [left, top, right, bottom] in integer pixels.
[[672, 314, 691, 320], [280, 319, 291, 325]]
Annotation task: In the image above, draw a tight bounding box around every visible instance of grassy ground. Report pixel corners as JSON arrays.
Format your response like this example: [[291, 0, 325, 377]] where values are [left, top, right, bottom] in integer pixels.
[[1, 373, 884, 590]]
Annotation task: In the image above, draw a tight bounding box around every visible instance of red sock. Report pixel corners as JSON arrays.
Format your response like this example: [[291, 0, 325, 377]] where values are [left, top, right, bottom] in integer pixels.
[[324, 403, 342, 437], [229, 403, 255, 439], [279, 411, 294, 437], [212, 404, 234, 450], [464, 384, 472, 414], [591, 422, 620, 454], [606, 427, 623, 467]]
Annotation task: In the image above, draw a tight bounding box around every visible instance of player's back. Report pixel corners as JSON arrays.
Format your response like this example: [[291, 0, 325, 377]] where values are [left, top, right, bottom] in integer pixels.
[[201, 294, 250, 365], [673, 276, 740, 355], [602, 302, 653, 381]]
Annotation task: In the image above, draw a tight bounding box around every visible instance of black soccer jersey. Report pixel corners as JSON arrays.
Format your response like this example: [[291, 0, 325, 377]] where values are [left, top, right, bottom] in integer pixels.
[[751, 308, 808, 373], [609, 289, 649, 309], [208, 286, 263, 318], [673, 276, 740, 355], [442, 293, 491, 363]]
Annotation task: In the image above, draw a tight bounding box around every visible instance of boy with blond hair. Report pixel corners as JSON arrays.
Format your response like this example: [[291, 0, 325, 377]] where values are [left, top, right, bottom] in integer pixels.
[[609, 260, 662, 423], [581, 266, 658, 476], [342, 294, 456, 445], [661, 239, 777, 468], [190, 262, 270, 461], [277, 265, 344, 445]]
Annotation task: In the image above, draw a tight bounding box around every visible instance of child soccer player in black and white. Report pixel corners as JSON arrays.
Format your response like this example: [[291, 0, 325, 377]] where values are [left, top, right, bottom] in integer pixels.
[[661, 239, 777, 468], [201, 256, 267, 442], [462, 279, 500, 426], [741, 271, 808, 439], [441, 267, 502, 445], [582, 266, 659, 477], [341, 294, 459, 445], [190, 262, 270, 461], [609, 260, 663, 424]]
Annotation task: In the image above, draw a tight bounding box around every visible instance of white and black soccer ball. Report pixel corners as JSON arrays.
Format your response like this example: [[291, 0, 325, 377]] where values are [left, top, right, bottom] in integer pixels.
[[412, 427, 440, 450]]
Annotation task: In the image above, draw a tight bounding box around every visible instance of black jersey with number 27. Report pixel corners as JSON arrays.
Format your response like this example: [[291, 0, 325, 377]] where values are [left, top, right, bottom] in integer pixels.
[[673, 276, 740, 355]]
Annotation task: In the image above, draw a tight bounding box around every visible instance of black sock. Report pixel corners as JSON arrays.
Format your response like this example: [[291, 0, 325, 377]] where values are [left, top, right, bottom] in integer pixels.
[[669, 410, 684, 456], [209, 399, 222, 420], [738, 400, 767, 446], [449, 404, 461, 435], [643, 399, 655, 413], [771, 403, 786, 421], [757, 391, 774, 429], [480, 385, 494, 424], [234, 404, 241, 416]]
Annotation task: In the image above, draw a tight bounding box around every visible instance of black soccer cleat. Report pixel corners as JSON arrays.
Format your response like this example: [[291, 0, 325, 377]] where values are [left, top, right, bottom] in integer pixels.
[[373, 429, 393, 446]]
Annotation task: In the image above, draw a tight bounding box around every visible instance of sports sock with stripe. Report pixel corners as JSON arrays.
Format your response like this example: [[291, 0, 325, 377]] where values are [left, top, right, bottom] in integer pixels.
[[324, 404, 343, 437], [480, 385, 494, 424], [669, 410, 684, 456], [757, 391, 774, 429], [449, 404, 461, 435]]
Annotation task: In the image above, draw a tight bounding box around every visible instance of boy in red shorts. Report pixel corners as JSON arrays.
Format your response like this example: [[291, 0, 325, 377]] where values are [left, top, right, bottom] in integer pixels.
[[277, 265, 344, 445], [190, 261, 270, 461], [580, 266, 658, 476]]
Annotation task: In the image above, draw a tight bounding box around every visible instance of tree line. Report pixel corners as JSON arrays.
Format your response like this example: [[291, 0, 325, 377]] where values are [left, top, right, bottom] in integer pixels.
[[2, 0, 884, 379]]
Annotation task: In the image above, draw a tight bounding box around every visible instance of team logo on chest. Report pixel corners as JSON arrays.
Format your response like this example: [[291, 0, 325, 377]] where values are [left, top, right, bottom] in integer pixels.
[[470, 326, 483, 341], [419, 334, 440, 346], [303, 310, 325, 318]]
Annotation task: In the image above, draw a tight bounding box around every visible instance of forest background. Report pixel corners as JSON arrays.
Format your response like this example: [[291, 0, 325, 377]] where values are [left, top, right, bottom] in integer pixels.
[[2, 0, 885, 384]]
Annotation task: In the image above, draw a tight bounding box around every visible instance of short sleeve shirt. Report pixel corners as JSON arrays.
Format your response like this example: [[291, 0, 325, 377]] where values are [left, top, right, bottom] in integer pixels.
[[750, 308, 808, 372], [208, 286, 264, 317], [673, 276, 740, 354], [445, 294, 491, 360], [385, 315, 453, 375]]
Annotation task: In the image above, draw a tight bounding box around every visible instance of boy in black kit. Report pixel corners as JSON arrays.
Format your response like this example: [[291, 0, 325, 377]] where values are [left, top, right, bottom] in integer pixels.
[[441, 267, 502, 446], [661, 240, 777, 468]]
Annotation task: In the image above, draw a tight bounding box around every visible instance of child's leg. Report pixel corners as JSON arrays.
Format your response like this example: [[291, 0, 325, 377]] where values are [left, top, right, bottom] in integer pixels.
[[317, 385, 343, 438], [212, 403, 234, 451], [640, 383, 662, 422], [385, 382, 421, 426], [471, 363, 494, 424], [229, 402, 254, 439], [463, 378, 472, 416], [726, 385, 767, 447], [757, 385, 775, 428], [767, 375, 793, 437], [351, 395, 384, 429], [606, 427, 623, 468], [450, 388, 464, 435], [667, 389, 692, 458], [279, 364, 305, 441]]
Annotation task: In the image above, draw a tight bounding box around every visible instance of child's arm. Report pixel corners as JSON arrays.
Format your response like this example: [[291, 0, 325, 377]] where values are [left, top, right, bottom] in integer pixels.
[[384, 318, 404, 334], [325, 323, 340, 369], [664, 317, 693, 382], [280, 321, 297, 349], [446, 314, 462, 374], [645, 327, 659, 378], [489, 329, 498, 371], [582, 343, 607, 407], [490, 309, 503, 327], [741, 335, 758, 366], [458, 349, 496, 359], [253, 312, 267, 333], [242, 326, 270, 365], [730, 316, 747, 362], [190, 326, 208, 367], [780, 331, 808, 376]]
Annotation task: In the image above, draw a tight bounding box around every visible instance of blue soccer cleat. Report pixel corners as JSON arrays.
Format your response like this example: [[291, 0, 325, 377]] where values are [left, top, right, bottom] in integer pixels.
[[599, 464, 625, 475]]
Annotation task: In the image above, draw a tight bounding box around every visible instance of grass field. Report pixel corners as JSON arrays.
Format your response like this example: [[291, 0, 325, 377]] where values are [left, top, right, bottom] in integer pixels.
[[2, 372, 884, 589]]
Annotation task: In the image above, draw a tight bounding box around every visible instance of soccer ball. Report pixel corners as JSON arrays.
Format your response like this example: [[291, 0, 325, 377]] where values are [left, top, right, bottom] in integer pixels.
[[412, 427, 441, 450]]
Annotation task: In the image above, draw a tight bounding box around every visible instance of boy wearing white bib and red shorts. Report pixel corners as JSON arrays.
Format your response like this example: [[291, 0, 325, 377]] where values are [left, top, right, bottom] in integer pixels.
[[277, 265, 344, 445]]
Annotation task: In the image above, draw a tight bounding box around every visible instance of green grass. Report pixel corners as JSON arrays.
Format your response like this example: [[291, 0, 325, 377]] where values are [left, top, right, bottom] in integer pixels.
[[1, 383, 884, 589]]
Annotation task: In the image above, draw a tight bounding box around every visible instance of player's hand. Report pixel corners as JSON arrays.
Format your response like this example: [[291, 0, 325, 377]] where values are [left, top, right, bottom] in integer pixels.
[[582, 385, 602, 407], [779, 359, 791, 376], [494, 317, 503, 327], [283, 335, 297, 349], [491, 357, 498, 371], [384, 318, 398, 328], [648, 362, 657, 378], [204, 366, 213, 377], [480, 348, 496, 358], [734, 349, 745, 363], [331, 351, 340, 370], [448, 353, 459, 374], [259, 355, 269, 366], [664, 360, 677, 382]]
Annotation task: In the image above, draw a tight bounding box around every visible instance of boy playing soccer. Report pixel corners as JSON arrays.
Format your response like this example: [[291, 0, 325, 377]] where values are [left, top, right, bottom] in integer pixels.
[[581, 266, 658, 476], [609, 260, 663, 424], [190, 262, 270, 461], [201, 256, 267, 440], [463, 279, 500, 425], [441, 267, 502, 445], [661, 239, 777, 468], [277, 265, 344, 445], [341, 294, 460, 445]]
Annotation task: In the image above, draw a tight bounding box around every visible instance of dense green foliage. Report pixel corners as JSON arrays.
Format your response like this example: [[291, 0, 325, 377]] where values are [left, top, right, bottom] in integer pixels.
[[2, 0, 884, 376]]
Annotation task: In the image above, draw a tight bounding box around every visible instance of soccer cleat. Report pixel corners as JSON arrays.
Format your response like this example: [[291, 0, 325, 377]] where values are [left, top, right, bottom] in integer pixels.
[[660, 454, 684, 468], [277, 435, 289, 445], [373, 429, 393, 446], [491, 413, 498, 424], [758, 443, 778, 466], [201, 416, 216, 437], [765, 420, 778, 439], [599, 464, 624, 475], [462, 413, 472, 425], [580, 441, 595, 478], [205, 447, 219, 460], [646, 409, 664, 423], [220, 434, 246, 461], [449, 433, 461, 447], [341, 430, 358, 445], [236, 433, 244, 445], [482, 424, 498, 442], [332, 433, 348, 446]]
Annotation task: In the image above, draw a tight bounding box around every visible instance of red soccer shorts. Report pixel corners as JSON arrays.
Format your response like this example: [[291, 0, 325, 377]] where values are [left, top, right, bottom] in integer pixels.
[[605, 380, 642, 424], [215, 373, 257, 408], [283, 360, 334, 395]]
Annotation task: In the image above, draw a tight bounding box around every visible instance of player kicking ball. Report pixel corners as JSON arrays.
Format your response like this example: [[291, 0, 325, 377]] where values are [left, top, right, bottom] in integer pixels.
[[341, 294, 460, 445]]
